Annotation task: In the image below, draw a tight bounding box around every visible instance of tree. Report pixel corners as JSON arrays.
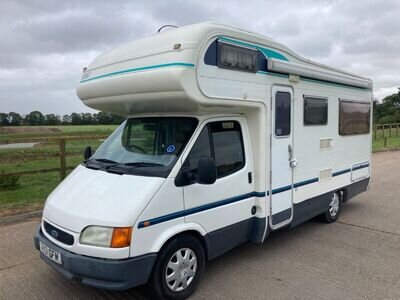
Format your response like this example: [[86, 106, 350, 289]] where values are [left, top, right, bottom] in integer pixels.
[[81, 113, 94, 125], [24, 111, 45, 125], [0, 113, 9, 126], [96, 111, 113, 124], [374, 88, 400, 124], [62, 114, 71, 124], [70, 113, 82, 125], [8, 112, 22, 126], [45, 114, 61, 125]]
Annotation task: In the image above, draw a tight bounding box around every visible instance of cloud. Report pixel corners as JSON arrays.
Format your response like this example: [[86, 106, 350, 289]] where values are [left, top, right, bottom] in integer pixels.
[[0, 0, 399, 114]]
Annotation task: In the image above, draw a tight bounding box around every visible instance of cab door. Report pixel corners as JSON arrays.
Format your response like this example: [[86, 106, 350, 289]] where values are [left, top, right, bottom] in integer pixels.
[[270, 86, 295, 229], [179, 117, 255, 257]]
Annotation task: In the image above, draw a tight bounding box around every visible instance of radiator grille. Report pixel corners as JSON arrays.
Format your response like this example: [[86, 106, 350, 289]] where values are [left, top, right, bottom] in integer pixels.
[[43, 221, 74, 246]]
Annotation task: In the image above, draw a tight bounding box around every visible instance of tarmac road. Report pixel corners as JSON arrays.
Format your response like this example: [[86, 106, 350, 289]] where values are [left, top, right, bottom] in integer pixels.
[[1, 151, 399, 299]]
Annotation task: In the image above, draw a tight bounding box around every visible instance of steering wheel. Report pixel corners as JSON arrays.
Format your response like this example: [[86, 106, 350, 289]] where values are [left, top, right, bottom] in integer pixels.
[[128, 144, 147, 154]]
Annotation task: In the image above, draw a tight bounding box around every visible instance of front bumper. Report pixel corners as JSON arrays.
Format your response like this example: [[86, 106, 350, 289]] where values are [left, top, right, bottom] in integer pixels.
[[34, 225, 157, 290]]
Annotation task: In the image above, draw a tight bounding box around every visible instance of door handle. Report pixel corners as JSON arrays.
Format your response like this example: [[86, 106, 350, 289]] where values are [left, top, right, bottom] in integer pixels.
[[288, 144, 294, 160]]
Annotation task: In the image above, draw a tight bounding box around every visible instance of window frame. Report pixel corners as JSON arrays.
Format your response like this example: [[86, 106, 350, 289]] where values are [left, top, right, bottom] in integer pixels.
[[338, 99, 371, 136], [217, 41, 258, 73], [303, 95, 328, 126], [274, 91, 292, 137], [209, 120, 246, 179], [181, 119, 247, 184]]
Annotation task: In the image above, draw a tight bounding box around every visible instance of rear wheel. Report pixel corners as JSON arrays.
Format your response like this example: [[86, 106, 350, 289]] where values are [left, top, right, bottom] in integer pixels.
[[322, 191, 342, 223], [149, 234, 205, 299]]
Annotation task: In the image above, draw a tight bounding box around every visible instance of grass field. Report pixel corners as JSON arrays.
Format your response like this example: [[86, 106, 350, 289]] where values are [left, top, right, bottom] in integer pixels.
[[0, 125, 399, 217], [0, 125, 118, 216]]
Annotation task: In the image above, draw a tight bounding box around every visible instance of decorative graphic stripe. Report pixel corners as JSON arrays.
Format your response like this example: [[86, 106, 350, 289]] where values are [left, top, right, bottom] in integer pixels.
[[218, 36, 289, 61], [80, 62, 195, 83], [138, 163, 370, 228], [352, 162, 370, 171], [138, 191, 265, 228]]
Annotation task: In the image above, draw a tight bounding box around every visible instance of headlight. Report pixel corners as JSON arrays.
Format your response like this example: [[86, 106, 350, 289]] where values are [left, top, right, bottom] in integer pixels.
[[80, 226, 132, 248]]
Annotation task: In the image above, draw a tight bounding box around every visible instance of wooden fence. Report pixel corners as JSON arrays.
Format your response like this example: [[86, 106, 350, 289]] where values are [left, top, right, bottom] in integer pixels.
[[0, 135, 108, 181], [0, 123, 399, 182], [373, 123, 400, 140]]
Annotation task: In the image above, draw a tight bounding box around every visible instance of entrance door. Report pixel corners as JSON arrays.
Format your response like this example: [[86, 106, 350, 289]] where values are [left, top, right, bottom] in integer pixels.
[[270, 86, 295, 228]]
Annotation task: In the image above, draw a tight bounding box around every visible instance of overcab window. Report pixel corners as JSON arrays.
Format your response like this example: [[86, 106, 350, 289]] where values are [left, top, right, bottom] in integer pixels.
[[217, 42, 257, 73]]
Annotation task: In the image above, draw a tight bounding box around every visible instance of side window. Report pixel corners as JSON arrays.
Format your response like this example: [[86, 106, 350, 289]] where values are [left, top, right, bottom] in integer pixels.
[[339, 100, 371, 135], [182, 120, 245, 182], [304, 96, 328, 125], [210, 121, 245, 178], [275, 91, 291, 136], [182, 126, 211, 173]]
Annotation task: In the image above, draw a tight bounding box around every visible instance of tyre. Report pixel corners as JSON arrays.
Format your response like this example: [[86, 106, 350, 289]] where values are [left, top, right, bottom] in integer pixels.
[[322, 191, 342, 223], [149, 234, 205, 300]]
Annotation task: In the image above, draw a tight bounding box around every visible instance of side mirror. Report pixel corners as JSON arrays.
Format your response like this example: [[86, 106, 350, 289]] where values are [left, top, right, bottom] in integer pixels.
[[83, 146, 92, 160], [197, 157, 217, 185]]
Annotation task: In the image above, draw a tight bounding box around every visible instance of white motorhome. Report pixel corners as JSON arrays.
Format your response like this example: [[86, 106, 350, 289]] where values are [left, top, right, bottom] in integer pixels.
[[34, 22, 372, 299]]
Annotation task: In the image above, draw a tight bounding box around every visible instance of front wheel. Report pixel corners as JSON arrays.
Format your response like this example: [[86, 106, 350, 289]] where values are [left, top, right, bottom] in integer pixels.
[[322, 191, 342, 223], [149, 235, 205, 299]]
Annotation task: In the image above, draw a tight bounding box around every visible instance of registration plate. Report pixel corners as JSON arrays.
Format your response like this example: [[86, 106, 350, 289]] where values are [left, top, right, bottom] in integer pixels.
[[39, 241, 62, 264]]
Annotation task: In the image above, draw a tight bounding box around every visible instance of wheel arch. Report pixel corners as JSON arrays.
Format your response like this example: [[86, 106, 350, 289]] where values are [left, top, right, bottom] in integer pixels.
[[150, 222, 210, 259]]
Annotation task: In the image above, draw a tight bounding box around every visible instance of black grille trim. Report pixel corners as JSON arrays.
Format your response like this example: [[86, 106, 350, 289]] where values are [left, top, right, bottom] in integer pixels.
[[43, 221, 74, 246]]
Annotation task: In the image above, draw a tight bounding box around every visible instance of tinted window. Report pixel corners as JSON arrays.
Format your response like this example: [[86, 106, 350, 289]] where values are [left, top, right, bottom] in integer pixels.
[[182, 126, 211, 173], [182, 121, 245, 182], [218, 42, 257, 73], [210, 121, 245, 178], [339, 100, 371, 135], [275, 92, 291, 136], [304, 97, 328, 125]]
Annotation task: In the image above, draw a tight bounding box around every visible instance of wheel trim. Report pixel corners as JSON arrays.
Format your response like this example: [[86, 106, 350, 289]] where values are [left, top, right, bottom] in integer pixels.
[[329, 193, 340, 217], [165, 248, 197, 292]]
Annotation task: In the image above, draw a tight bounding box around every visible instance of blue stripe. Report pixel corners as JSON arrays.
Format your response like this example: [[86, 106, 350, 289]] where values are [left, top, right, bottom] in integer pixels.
[[80, 62, 195, 83], [333, 168, 351, 177], [294, 177, 319, 188], [138, 191, 265, 228], [352, 162, 370, 171], [138, 163, 369, 228]]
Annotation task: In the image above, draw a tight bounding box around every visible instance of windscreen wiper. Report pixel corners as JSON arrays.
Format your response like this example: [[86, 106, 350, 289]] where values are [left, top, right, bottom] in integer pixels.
[[93, 158, 119, 164], [123, 162, 164, 167]]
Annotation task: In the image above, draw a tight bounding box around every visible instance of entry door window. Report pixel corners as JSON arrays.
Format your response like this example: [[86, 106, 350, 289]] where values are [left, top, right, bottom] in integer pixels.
[[182, 120, 245, 184], [275, 92, 291, 136]]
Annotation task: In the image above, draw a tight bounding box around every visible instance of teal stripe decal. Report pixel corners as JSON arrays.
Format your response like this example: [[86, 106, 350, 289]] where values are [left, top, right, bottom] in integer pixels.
[[219, 37, 289, 61], [80, 62, 195, 83]]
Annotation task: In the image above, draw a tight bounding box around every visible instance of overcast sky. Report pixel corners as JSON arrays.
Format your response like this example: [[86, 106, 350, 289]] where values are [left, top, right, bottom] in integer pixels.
[[0, 0, 399, 115]]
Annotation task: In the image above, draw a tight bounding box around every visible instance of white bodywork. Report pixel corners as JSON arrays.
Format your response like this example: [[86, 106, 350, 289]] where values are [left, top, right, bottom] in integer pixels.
[[42, 22, 372, 260]]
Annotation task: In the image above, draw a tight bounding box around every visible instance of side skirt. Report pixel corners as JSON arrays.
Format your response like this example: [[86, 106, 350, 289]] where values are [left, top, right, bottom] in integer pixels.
[[290, 177, 370, 228], [204, 217, 266, 261], [203, 178, 369, 261]]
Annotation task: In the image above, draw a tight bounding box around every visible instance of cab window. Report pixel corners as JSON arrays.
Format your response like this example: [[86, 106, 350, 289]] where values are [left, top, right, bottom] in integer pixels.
[[182, 120, 245, 183]]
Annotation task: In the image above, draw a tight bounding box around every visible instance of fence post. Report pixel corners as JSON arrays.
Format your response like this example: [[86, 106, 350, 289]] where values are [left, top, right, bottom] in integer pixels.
[[382, 125, 385, 138], [374, 125, 377, 140], [59, 138, 66, 181], [397, 124, 399, 137], [389, 124, 392, 137]]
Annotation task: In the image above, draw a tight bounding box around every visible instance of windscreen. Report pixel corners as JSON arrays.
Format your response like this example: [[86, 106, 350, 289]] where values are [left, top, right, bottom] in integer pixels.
[[86, 117, 198, 177]]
